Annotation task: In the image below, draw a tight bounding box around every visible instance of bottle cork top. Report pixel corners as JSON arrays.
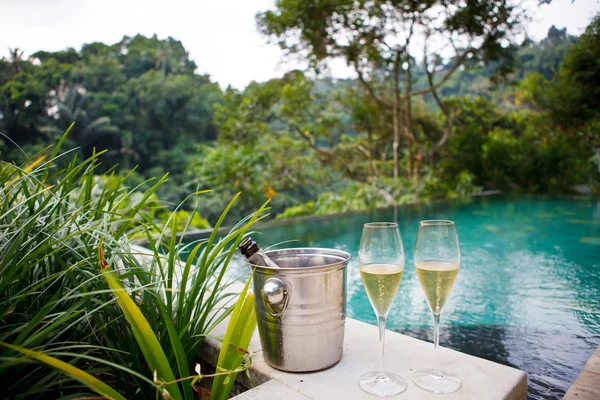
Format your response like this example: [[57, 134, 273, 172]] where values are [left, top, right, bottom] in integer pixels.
[[239, 237, 259, 258]]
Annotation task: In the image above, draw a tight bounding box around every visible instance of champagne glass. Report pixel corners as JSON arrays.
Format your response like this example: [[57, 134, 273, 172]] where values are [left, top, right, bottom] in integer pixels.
[[358, 222, 407, 397], [413, 220, 461, 394]]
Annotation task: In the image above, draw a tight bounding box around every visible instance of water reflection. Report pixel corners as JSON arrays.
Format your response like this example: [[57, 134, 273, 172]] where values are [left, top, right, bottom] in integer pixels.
[[184, 195, 600, 400], [397, 325, 600, 400]]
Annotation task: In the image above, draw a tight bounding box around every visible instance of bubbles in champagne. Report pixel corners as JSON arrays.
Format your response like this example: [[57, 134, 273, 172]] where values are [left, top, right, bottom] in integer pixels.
[[415, 261, 459, 315], [360, 263, 404, 316]]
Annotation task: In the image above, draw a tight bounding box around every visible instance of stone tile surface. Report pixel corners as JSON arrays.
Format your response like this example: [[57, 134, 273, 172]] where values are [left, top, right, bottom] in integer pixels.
[[565, 344, 600, 400], [232, 379, 311, 400], [229, 318, 527, 400], [583, 346, 600, 374]]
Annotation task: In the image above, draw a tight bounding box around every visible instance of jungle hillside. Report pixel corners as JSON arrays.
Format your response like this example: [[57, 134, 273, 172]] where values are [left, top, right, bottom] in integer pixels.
[[1, 9, 599, 226]]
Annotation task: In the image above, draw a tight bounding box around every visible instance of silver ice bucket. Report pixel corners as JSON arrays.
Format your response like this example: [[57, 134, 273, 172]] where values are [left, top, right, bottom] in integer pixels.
[[250, 248, 351, 372]]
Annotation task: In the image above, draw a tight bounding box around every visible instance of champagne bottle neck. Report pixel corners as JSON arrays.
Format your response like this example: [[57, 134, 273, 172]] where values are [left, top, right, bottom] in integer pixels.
[[239, 237, 280, 268]]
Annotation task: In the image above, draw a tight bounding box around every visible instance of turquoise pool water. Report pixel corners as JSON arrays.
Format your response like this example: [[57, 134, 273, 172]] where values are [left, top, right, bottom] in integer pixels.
[[236, 195, 600, 399]]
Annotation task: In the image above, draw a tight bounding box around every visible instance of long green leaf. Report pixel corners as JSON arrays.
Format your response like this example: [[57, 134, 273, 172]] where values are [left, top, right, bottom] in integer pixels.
[[99, 242, 183, 400], [182, 193, 241, 325], [210, 276, 257, 400], [114, 173, 168, 237], [176, 240, 205, 331], [157, 302, 194, 400], [196, 200, 269, 334], [0, 341, 126, 400], [41, 122, 74, 183], [166, 215, 178, 312]]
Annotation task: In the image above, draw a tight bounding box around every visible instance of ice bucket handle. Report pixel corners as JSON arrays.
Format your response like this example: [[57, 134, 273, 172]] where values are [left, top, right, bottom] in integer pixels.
[[261, 277, 290, 318]]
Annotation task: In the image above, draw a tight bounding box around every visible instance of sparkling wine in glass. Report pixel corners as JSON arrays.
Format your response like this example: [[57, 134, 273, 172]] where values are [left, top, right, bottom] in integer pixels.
[[358, 222, 407, 397], [413, 220, 461, 394]]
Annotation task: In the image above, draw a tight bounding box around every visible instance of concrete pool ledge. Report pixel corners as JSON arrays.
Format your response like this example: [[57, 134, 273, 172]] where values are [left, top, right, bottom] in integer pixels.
[[199, 317, 527, 400], [564, 343, 600, 400]]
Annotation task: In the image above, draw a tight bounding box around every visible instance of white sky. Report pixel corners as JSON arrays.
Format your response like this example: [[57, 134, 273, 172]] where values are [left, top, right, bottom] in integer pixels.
[[1, 0, 599, 89]]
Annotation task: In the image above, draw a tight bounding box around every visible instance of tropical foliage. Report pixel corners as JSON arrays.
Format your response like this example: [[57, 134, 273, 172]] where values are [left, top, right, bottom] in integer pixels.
[[1, 12, 598, 224], [0, 134, 265, 399]]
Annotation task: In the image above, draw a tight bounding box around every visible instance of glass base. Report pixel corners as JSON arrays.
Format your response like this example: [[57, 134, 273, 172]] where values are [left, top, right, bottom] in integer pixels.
[[358, 371, 407, 397], [412, 367, 461, 394]]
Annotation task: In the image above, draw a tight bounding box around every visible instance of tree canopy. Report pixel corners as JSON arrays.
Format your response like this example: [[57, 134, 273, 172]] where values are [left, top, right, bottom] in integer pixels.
[[257, 0, 525, 179], [1, 19, 598, 223]]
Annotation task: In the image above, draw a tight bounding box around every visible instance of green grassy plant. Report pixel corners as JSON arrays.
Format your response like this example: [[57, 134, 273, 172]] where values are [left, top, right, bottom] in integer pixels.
[[0, 341, 127, 400], [0, 129, 267, 399], [210, 276, 257, 400]]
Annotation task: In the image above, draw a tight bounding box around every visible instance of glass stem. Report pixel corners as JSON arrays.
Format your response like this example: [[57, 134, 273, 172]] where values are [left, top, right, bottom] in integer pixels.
[[433, 313, 441, 368], [377, 315, 387, 378]]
